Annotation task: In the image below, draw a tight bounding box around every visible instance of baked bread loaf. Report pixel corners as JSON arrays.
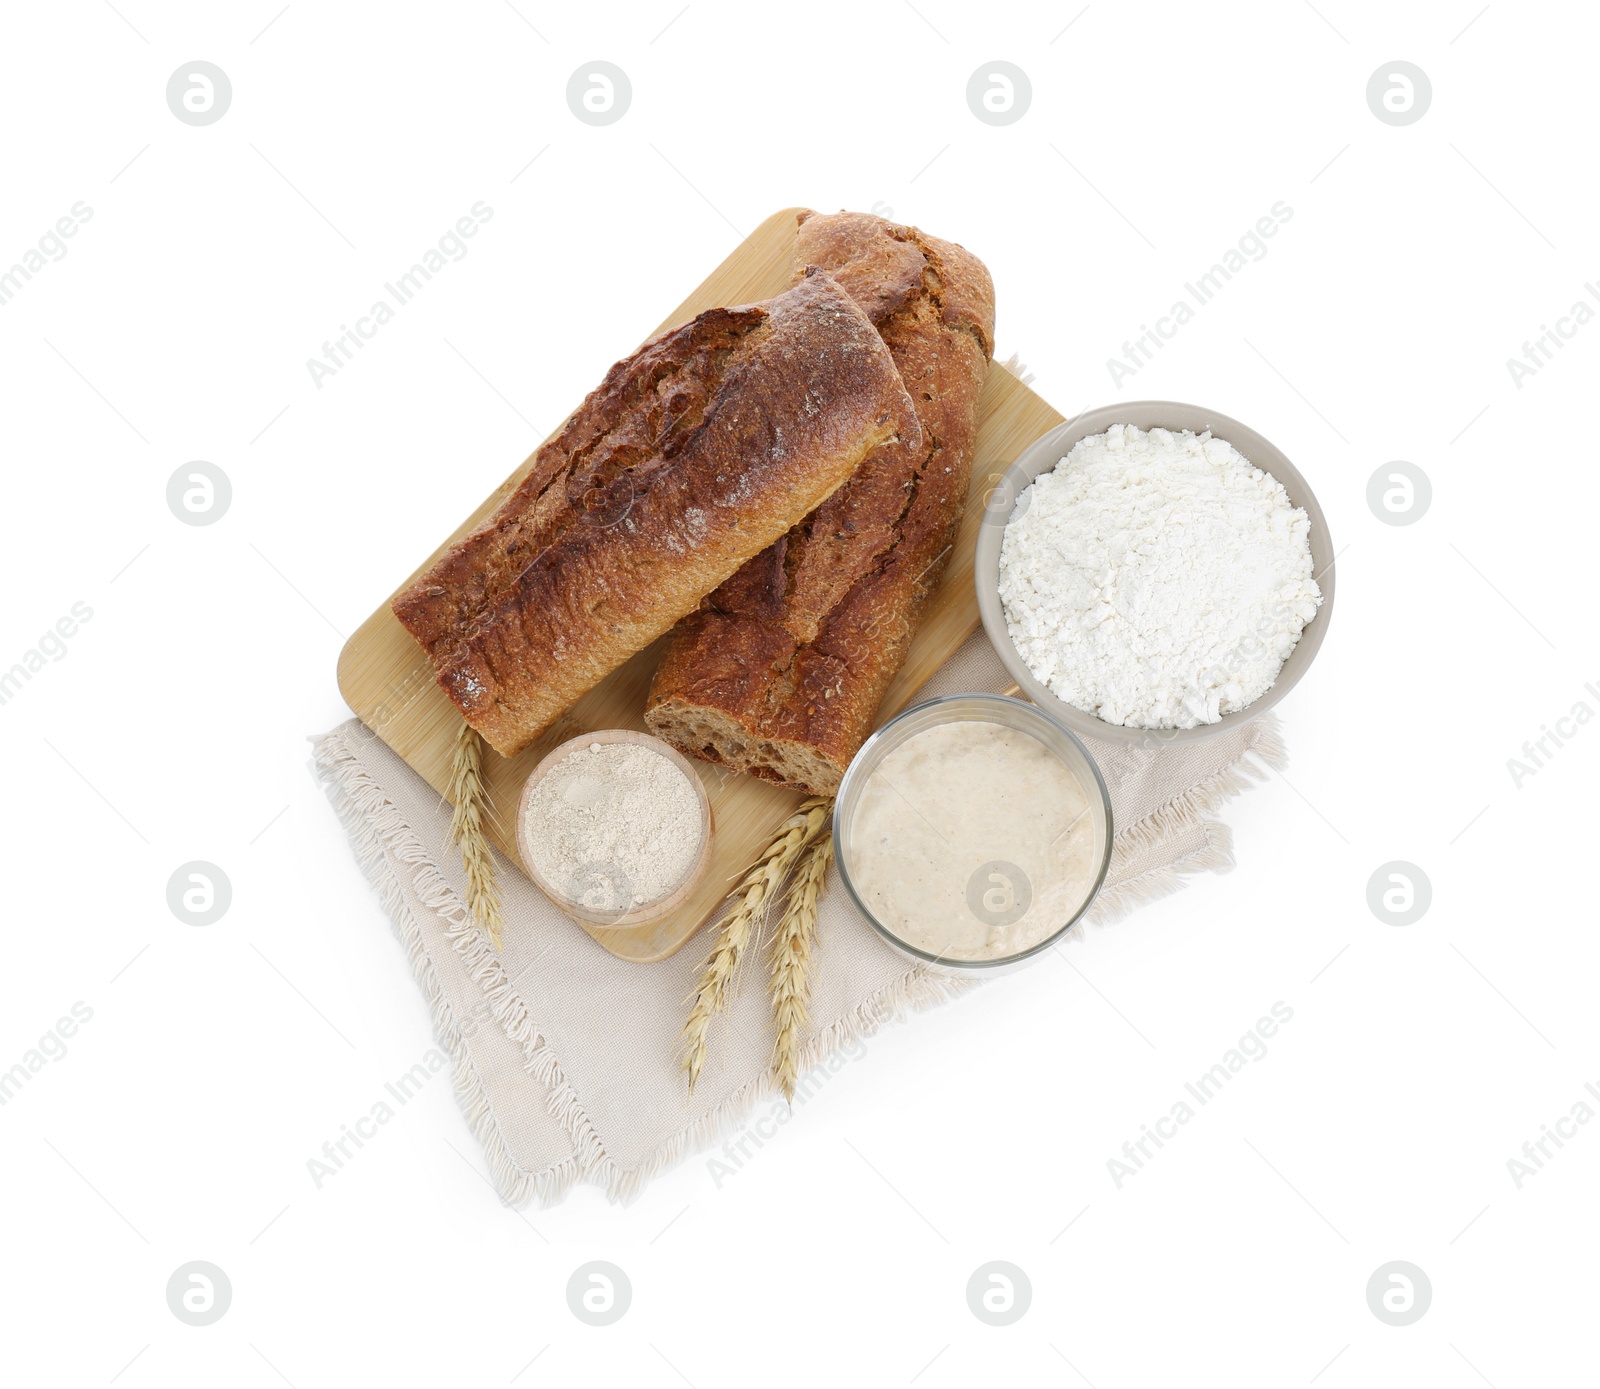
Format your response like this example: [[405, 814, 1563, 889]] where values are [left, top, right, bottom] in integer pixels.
[[645, 211, 994, 794], [393, 266, 922, 757]]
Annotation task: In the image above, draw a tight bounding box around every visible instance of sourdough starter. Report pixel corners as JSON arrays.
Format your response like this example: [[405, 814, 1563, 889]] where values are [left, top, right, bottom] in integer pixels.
[[849, 720, 1099, 961]]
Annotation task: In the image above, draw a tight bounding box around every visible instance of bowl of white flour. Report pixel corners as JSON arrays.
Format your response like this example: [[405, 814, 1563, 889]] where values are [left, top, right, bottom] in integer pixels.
[[975, 402, 1334, 744]]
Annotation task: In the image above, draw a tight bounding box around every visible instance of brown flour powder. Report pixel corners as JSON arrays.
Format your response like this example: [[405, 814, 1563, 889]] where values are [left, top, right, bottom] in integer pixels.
[[522, 743, 702, 910]]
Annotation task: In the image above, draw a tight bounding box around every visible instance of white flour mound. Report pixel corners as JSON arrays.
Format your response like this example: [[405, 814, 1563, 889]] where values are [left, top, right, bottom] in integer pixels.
[[998, 424, 1322, 730]]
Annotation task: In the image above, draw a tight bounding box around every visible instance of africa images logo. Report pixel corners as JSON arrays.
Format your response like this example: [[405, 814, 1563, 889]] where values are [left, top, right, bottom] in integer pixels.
[[304, 204, 495, 388], [0, 204, 94, 309]]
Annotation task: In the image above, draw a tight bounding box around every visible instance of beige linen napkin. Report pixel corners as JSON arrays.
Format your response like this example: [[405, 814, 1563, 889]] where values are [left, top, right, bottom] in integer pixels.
[[313, 631, 1285, 1206]]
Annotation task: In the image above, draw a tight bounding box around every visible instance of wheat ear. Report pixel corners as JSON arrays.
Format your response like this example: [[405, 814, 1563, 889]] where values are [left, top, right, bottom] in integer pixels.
[[769, 831, 832, 1102], [680, 797, 830, 1094], [448, 720, 505, 951]]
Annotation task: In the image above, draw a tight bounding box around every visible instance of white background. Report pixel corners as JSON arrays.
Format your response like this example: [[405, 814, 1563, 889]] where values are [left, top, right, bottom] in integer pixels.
[[2, 1, 1596, 1385]]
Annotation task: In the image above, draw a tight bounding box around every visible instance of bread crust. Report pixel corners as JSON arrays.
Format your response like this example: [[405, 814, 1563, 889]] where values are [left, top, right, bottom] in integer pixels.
[[394, 266, 921, 757], [645, 212, 994, 794]]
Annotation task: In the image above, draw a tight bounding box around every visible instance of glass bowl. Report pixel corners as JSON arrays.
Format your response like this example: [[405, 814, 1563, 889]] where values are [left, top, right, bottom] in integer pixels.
[[833, 692, 1114, 976], [515, 728, 714, 929]]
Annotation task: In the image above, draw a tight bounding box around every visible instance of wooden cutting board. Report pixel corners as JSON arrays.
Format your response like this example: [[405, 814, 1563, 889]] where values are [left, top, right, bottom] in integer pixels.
[[336, 207, 1065, 963]]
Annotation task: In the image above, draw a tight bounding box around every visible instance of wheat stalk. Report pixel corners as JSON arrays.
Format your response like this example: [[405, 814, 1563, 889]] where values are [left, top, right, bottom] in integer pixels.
[[448, 719, 505, 951], [680, 796, 830, 1093], [769, 832, 832, 1102]]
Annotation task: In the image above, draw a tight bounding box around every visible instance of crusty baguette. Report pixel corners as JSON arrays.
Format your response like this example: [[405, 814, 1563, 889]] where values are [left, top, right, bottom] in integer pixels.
[[645, 211, 994, 794], [393, 266, 922, 757]]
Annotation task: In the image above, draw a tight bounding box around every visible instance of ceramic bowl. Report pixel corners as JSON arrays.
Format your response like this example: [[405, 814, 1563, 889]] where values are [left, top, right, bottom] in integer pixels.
[[972, 400, 1335, 746]]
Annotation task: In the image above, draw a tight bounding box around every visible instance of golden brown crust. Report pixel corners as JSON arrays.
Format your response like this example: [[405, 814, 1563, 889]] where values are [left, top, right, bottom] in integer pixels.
[[394, 266, 921, 757], [645, 211, 995, 794]]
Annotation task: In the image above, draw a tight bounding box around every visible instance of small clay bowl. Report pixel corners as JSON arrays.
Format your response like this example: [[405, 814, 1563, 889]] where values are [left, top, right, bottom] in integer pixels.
[[515, 728, 713, 930]]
